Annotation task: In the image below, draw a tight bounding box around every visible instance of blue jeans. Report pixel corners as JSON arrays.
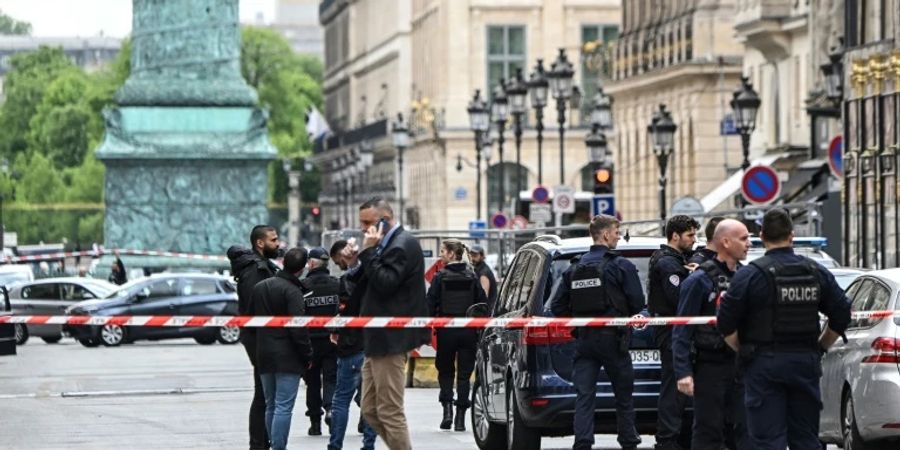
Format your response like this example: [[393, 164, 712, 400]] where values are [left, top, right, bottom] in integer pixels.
[[329, 352, 377, 450], [260, 372, 302, 450]]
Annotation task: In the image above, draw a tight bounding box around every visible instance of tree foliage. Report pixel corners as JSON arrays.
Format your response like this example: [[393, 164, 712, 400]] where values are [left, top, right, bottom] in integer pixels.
[[0, 10, 31, 35]]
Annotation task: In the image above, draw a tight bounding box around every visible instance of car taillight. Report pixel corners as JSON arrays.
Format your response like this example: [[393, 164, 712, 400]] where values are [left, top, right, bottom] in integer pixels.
[[522, 326, 574, 345], [861, 337, 900, 364]]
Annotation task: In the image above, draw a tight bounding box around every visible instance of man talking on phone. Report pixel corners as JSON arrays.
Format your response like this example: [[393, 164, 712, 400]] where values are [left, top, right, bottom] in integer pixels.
[[340, 197, 429, 450]]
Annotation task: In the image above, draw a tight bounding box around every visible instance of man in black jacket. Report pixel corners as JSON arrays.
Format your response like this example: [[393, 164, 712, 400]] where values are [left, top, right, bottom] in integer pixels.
[[227, 225, 281, 450], [345, 197, 429, 450], [300, 247, 340, 436], [252, 247, 313, 450]]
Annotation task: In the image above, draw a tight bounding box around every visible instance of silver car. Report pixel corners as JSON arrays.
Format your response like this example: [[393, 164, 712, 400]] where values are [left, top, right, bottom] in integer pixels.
[[9, 277, 116, 344], [820, 269, 900, 449]]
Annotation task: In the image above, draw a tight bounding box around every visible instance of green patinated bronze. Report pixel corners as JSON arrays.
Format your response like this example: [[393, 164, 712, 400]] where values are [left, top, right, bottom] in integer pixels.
[[96, 0, 275, 263]]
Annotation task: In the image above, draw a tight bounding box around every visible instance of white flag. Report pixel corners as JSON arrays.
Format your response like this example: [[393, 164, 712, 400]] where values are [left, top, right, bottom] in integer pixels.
[[305, 106, 332, 140]]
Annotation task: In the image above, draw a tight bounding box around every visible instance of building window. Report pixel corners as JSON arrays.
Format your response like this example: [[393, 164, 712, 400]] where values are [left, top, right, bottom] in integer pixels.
[[486, 25, 527, 95], [581, 24, 619, 123]]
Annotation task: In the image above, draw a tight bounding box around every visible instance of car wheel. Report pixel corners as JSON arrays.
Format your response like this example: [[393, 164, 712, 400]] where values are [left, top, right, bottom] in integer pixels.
[[78, 338, 99, 348], [472, 376, 505, 450], [41, 335, 62, 344], [505, 382, 540, 450], [843, 390, 871, 450], [194, 335, 216, 345], [216, 326, 240, 344], [100, 324, 125, 347], [14, 324, 28, 345]]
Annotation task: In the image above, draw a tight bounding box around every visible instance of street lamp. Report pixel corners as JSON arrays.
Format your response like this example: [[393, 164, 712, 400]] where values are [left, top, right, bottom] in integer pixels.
[[731, 76, 761, 171], [589, 86, 613, 130], [821, 40, 845, 103], [467, 89, 490, 220], [529, 59, 549, 185], [548, 48, 575, 187], [648, 104, 677, 224], [506, 68, 529, 215], [392, 112, 411, 223], [585, 123, 609, 164], [491, 80, 509, 214]]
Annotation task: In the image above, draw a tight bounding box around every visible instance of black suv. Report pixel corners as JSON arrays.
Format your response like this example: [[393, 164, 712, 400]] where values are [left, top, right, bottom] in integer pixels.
[[472, 235, 684, 450]]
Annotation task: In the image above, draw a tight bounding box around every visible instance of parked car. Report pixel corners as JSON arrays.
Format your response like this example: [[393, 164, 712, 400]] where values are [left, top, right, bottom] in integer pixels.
[[829, 268, 867, 291], [8, 277, 116, 345], [64, 274, 240, 347], [819, 269, 900, 449], [0, 264, 34, 286], [745, 237, 840, 268], [471, 235, 687, 450], [0, 286, 15, 356]]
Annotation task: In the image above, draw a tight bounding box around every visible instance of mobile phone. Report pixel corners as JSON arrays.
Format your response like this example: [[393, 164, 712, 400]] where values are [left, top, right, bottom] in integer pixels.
[[377, 217, 390, 233]]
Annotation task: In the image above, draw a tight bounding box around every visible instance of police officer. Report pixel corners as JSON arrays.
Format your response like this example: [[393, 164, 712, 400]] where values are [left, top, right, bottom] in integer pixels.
[[673, 219, 751, 450], [427, 239, 487, 431], [717, 209, 851, 449], [688, 216, 725, 265], [648, 215, 700, 450], [300, 247, 341, 436], [468, 244, 497, 308], [550, 214, 645, 450]]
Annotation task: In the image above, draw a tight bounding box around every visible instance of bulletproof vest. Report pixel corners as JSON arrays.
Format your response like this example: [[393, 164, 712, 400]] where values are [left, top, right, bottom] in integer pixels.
[[570, 252, 620, 317], [647, 247, 687, 316], [744, 255, 822, 351], [300, 274, 341, 317], [440, 268, 478, 317], [693, 260, 733, 352]]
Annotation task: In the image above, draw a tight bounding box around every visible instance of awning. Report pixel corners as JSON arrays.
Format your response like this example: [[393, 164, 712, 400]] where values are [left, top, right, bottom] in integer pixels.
[[700, 153, 789, 211]]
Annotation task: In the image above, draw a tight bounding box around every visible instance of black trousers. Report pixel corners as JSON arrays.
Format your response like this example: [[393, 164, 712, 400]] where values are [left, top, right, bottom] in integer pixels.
[[242, 335, 269, 449], [693, 358, 750, 450], [655, 327, 690, 447], [435, 328, 477, 408], [304, 337, 338, 418]]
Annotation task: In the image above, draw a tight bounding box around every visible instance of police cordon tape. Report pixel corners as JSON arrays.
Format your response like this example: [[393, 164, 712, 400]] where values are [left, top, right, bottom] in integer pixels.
[[2, 248, 228, 263], [1, 310, 896, 329]]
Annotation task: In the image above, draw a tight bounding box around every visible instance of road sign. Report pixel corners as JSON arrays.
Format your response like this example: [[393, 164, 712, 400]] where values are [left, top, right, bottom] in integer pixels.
[[720, 113, 739, 135], [531, 185, 550, 204], [552, 185, 575, 214], [490, 213, 508, 229], [741, 165, 781, 205], [454, 187, 467, 200], [828, 136, 843, 179], [670, 196, 705, 218], [529, 203, 552, 224], [512, 215, 529, 230], [591, 194, 616, 217], [468, 220, 487, 239]]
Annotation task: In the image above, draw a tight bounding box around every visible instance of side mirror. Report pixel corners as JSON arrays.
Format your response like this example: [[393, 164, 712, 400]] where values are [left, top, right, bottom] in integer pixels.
[[133, 288, 150, 302], [466, 302, 490, 318]]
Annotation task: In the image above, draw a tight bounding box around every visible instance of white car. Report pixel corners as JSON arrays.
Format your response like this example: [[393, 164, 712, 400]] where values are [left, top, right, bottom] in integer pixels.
[[819, 269, 900, 449]]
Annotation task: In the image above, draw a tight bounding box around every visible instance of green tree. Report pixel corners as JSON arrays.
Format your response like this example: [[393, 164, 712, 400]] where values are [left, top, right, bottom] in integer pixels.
[[62, 155, 105, 203], [14, 153, 64, 204], [0, 10, 31, 35]]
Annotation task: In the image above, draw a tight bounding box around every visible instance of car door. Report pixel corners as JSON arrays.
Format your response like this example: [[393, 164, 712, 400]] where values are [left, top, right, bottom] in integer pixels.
[[20, 283, 62, 337], [0, 287, 15, 356], [126, 278, 181, 339], [173, 277, 221, 336]]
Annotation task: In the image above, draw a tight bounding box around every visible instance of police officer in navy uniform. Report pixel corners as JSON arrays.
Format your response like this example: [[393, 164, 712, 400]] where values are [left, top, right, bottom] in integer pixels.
[[648, 215, 700, 449], [550, 214, 645, 450], [300, 247, 341, 436], [427, 239, 487, 431], [688, 216, 725, 266], [673, 219, 752, 450], [717, 209, 851, 449]]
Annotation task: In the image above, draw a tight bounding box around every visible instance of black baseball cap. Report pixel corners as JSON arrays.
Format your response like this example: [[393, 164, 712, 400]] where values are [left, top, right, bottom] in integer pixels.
[[470, 245, 486, 255], [309, 247, 329, 261]]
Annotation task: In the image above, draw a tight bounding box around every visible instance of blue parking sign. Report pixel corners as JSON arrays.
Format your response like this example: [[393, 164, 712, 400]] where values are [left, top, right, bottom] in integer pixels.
[[591, 194, 615, 217], [469, 220, 487, 239]]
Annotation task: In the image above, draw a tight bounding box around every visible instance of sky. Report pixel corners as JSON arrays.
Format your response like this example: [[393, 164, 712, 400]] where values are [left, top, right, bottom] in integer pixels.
[[0, 0, 277, 38]]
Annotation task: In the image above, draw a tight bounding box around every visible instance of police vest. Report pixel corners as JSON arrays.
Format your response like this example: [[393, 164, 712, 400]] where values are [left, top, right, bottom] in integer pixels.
[[648, 247, 687, 316], [301, 274, 341, 317], [693, 260, 733, 353], [570, 252, 621, 317], [439, 268, 478, 317], [744, 255, 822, 351]]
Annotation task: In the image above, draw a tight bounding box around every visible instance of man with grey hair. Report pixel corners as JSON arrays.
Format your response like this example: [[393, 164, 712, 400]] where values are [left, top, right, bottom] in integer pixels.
[[673, 219, 752, 449]]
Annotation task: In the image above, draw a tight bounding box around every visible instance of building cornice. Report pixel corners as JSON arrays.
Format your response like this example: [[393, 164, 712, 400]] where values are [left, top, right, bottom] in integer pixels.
[[606, 59, 743, 96]]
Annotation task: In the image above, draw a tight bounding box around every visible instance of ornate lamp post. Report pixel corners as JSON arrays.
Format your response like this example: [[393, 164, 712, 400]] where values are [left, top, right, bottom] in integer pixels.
[[547, 48, 575, 186], [391, 112, 411, 223], [506, 69, 529, 215], [491, 80, 509, 214], [731, 76, 761, 172], [466, 89, 490, 220], [529, 59, 549, 185], [589, 86, 613, 130], [585, 123, 609, 165], [648, 104, 677, 224]]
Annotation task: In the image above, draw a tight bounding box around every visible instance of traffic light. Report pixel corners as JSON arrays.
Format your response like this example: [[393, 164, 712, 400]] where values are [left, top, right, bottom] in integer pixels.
[[593, 166, 614, 194], [311, 207, 321, 217]]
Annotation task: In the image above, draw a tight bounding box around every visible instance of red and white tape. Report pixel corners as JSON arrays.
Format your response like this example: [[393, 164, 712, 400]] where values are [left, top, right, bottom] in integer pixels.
[[1, 310, 896, 329], [2, 248, 228, 263]]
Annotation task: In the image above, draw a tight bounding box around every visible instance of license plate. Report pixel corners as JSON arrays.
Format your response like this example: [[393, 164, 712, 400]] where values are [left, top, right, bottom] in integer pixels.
[[629, 349, 661, 364]]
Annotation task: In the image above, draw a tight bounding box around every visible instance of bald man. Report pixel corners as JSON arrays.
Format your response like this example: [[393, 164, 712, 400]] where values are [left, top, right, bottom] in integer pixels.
[[672, 219, 752, 450]]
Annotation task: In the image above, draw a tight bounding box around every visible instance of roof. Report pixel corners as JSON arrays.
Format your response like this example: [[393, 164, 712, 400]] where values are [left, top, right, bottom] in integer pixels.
[[866, 268, 900, 284], [531, 235, 667, 255]]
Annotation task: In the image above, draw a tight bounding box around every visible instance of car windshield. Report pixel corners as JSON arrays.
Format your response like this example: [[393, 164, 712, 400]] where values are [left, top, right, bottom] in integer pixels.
[[0, 272, 30, 286]]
